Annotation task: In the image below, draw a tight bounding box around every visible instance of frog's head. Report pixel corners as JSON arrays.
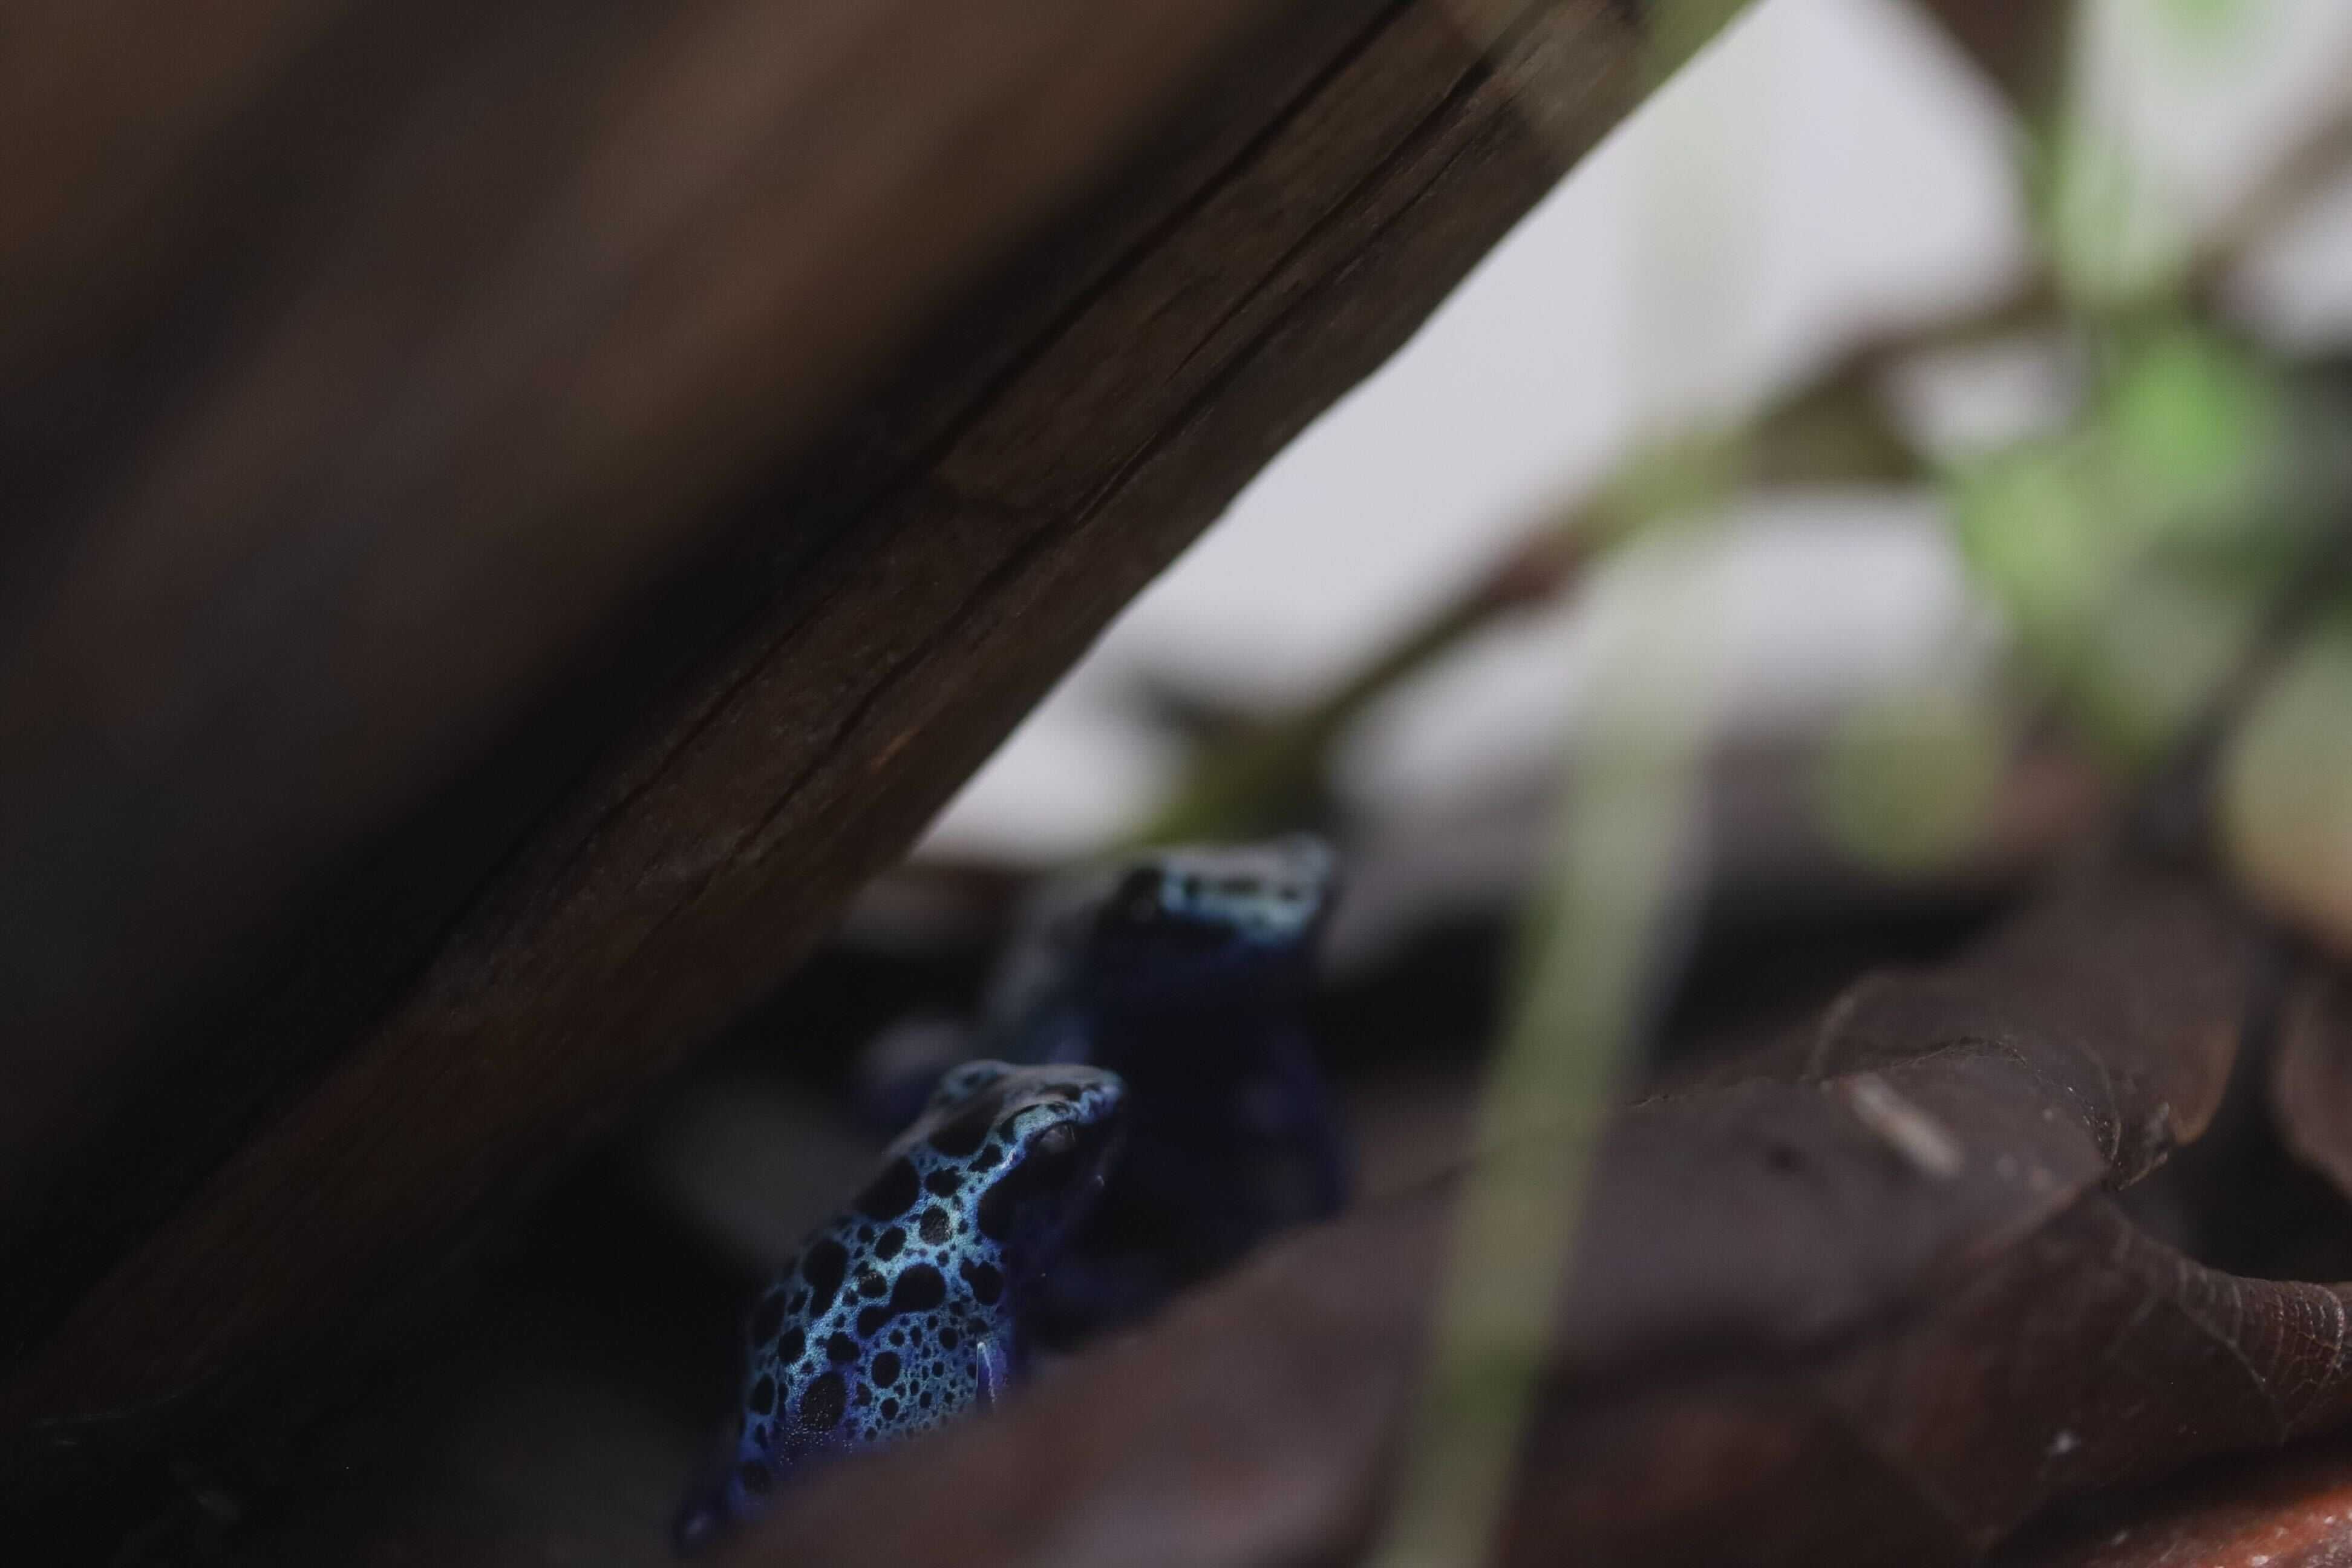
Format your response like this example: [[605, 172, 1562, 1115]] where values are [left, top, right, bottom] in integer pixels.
[[914, 1059, 1127, 1281], [1082, 835, 1336, 1013], [674, 1063, 1125, 1555]]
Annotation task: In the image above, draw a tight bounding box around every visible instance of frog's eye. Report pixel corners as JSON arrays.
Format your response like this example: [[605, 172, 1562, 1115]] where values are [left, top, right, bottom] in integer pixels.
[[1033, 1121, 1077, 1160]]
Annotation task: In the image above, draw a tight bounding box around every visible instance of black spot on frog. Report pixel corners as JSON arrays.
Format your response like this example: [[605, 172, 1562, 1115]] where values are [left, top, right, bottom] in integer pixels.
[[671, 1061, 1124, 1555]]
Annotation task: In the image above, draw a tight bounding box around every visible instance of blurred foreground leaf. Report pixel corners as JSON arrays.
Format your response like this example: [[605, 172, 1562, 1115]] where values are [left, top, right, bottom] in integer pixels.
[[1368, 526, 1725, 1567]]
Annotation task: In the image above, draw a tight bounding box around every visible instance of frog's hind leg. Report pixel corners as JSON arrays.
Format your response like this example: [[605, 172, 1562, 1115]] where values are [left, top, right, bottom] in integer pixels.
[[670, 1463, 748, 1558], [1023, 1248, 1179, 1346], [671, 1493, 727, 1558]]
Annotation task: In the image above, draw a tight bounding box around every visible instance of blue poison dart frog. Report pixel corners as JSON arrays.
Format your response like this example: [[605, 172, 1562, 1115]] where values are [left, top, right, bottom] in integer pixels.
[[857, 836, 1350, 1341], [671, 1061, 1125, 1555], [1030, 836, 1348, 1336]]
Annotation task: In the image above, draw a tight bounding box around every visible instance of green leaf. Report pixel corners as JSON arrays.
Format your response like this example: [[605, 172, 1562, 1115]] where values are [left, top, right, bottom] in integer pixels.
[[2059, 562, 2264, 765], [2222, 610, 2352, 953], [1815, 685, 2008, 873], [2105, 325, 2282, 541], [2154, 0, 2262, 45], [2039, 122, 2189, 310], [1953, 442, 2111, 644]]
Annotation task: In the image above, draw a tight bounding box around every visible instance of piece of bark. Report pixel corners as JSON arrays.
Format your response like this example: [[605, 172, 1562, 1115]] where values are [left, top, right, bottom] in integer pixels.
[[1, 0, 1679, 1534], [714, 868, 2285, 1567], [2277, 971, 2352, 1206], [1520, 1195, 2352, 1566], [1999, 1434, 2352, 1568]]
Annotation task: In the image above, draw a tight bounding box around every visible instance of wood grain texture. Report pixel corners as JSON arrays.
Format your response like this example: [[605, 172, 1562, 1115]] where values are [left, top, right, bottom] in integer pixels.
[[0, 0, 1677, 1529]]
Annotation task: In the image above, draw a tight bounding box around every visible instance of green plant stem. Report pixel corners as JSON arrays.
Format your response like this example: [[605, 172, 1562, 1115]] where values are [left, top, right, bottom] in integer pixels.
[[1366, 530, 1723, 1568]]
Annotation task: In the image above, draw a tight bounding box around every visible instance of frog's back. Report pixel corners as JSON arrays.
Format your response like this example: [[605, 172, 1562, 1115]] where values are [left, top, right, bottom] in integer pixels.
[[676, 1062, 1123, 1553]]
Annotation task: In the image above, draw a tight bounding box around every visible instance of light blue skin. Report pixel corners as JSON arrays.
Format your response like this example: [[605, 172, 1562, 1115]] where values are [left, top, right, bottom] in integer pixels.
[[1070, 835, 1336, 1013], [673, 1062, 1126, 1555], [846, 836, 1347, 1339], [984, 834, 1339, 1063], [1112, 835, 1335, 942]]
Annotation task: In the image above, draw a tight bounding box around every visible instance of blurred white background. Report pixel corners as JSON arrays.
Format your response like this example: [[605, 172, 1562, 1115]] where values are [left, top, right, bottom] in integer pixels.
[[920, 0, 2352, 864]]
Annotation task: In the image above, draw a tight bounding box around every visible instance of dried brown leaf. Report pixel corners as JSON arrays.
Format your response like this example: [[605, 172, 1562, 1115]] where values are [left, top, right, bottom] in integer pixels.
[[716, 867, 2291, 1567], [2277, 972, 2352, 1206]]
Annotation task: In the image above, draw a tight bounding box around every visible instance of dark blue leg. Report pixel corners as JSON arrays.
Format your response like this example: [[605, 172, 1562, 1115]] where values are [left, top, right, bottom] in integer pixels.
[[1024, 1250, 1179, 1342], [1268, 1027, 1351, 1218]]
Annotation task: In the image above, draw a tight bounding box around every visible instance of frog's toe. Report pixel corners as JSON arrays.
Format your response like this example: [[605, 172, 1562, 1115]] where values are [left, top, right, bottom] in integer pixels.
[[670, 1489, 731, 1558]]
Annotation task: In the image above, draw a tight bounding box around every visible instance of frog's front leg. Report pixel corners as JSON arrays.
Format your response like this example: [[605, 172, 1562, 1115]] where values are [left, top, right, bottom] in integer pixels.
[[1023, 1246, 1181, 1345], [973, 1333, 1014, 1410], [1267, 1026, 1352, 1220]]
